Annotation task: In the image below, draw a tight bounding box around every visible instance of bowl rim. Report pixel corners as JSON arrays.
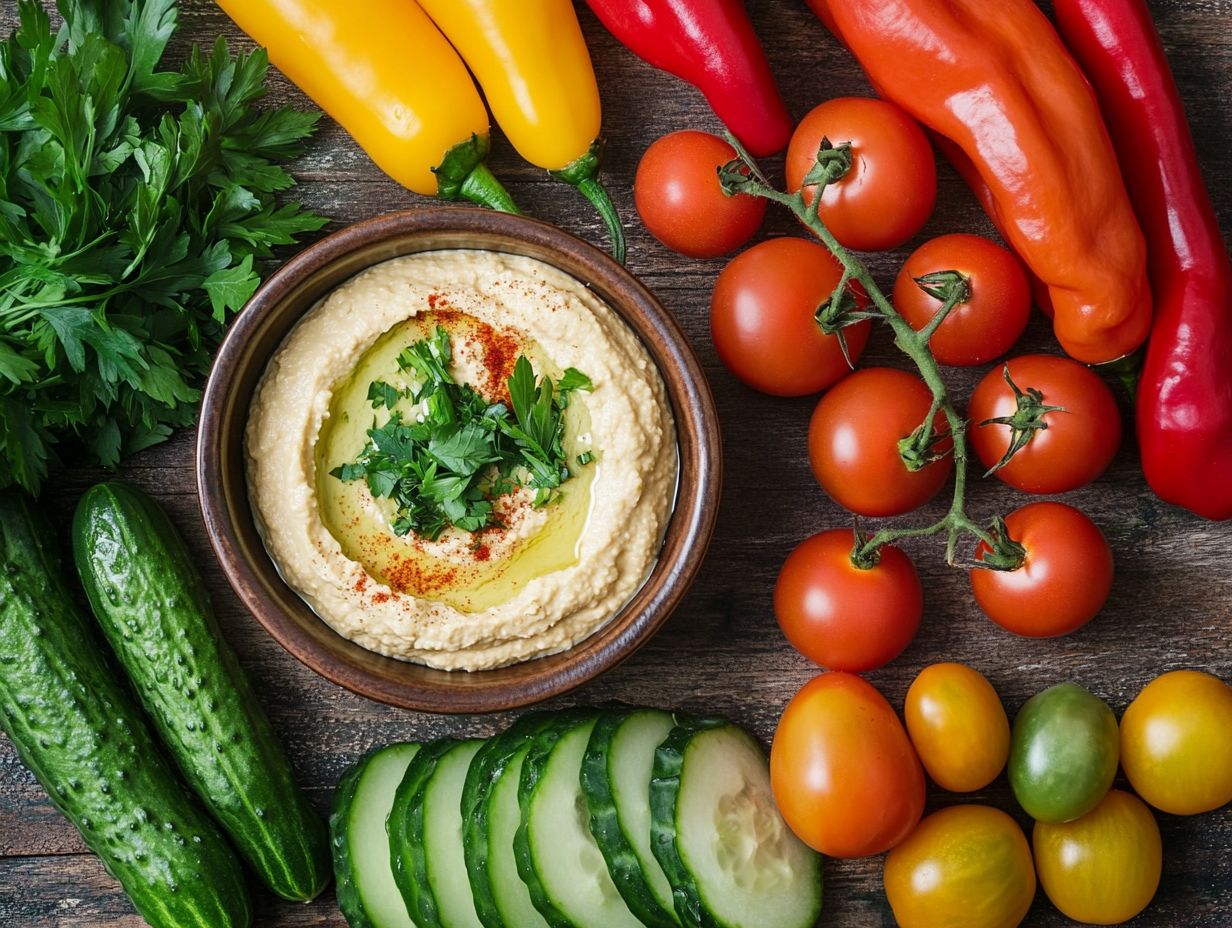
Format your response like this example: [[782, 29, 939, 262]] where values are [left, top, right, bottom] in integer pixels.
[[196, 208, 721, 713]]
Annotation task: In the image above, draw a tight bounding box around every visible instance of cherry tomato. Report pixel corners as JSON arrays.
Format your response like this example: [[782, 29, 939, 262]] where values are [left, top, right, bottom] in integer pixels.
[[775, 529, 921, 672], [785, 97, 936, 251], [808, 367, 952, 516], [771, 672, 925, 858], [634, 130, 767, 258], [971, 502, 1113, 638], [884, 805, 1036, 928], [968, 354, 1122, 494], [711, 238, 871, 396], [1033, 790, 1162, 925], [1120, 670, 1232, 815], [1009, 682, 1119, 824], [905, 663, 1010, 792], [894, 234, 1031, 366]]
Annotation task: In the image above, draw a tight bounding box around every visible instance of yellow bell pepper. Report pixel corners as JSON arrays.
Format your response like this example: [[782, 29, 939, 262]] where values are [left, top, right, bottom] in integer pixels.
[[415, 0, 623, 260], [214, 0, 517, 210]]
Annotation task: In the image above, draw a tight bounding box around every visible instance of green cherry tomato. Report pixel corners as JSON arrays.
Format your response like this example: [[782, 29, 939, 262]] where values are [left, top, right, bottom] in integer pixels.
[[1009, 682, 1119, 823], [905, 662, 1010, 793], [884, 805, 1036, 928], [1033, 790, 1162, 925]]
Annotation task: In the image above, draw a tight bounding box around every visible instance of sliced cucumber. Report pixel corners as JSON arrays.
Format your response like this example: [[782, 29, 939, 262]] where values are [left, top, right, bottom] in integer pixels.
[[650, 720, 822, 928], [332, 743, 422, 928], [390, 739, 485, 928], [582, 709, 680, 928], [516, 711, 645, 928], [461, 713, 554, 928]]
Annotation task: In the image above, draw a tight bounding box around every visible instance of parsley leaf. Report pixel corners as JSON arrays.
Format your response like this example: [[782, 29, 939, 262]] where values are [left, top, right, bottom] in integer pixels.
[[331, 331, 595, 539], [0, 0, 326, 494]]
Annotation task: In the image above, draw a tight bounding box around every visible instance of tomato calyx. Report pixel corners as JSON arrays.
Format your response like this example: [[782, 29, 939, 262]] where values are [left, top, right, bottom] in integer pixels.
[[814, 277, 878, 368], [898, 414, 952, 472], [979, 365, 1068, 476], [973, 516, 1028, 571], [848, 527, 883, 570], [801, 136, 854, 190]]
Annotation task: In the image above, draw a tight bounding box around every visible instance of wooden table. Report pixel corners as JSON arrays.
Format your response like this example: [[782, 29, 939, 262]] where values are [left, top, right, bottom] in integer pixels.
[[3, 1, 1230, 925]]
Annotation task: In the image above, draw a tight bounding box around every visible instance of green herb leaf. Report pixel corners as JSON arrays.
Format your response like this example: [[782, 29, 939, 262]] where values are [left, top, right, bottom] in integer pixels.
[[558, 367, 593, 393]]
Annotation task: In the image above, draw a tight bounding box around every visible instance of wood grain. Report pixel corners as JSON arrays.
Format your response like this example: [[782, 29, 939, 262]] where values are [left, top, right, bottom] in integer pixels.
[[2, 0, 1231, 925]]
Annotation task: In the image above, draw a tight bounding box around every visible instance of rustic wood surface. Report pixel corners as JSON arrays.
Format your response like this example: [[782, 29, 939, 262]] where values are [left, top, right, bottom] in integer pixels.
[[2, 1, 1230, 925]]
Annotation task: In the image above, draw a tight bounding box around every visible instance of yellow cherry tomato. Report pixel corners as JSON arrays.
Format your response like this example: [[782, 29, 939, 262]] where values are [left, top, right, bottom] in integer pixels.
[[1120, 669, 1232, 815], [904, 662, 1010, 792], [1033, 790, 1161, 925], [884, 805, 1036, 928]]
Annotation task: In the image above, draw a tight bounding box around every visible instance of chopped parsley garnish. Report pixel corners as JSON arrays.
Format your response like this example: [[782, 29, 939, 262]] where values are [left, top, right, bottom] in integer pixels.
[[329, 327, 594, 540]]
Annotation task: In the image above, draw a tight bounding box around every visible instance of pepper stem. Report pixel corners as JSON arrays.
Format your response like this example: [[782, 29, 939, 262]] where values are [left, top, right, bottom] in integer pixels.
[[434, 134, 521, 213], [550, 140, 626, 264], [718, 132, 1025, 572]]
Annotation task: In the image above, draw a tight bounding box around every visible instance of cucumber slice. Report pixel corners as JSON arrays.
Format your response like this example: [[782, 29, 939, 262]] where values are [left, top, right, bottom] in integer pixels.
[[582, 709, 680, 928], [332, 742, 422, 928], [650, 720, 822, 928], [516, 711, 644, 928], [462, 713, 554, 928], [390, 739, 485, 928]]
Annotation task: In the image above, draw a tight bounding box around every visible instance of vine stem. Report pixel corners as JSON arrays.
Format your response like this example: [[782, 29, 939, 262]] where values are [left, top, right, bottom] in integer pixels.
[[720, 137, 1020, 570]]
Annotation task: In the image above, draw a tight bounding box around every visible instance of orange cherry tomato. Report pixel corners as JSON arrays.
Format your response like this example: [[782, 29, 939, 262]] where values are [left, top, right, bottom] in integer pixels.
[[884, 805, 1036, 928], [894, 234, 1031, 367], [1033, 790, 1162, 925], [635, 130, 767, 258], [786, 97, 937, 251], [770, 672, 925, 858], [1120, 670, 1232, 815], [710, 237, 871, 396], [971, 501, 1113, 637], [904, 663, 1010, 792], [808, 367, 952, 517]]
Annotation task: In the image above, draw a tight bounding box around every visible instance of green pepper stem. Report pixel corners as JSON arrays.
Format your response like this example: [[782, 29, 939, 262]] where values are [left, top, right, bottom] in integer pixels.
[[718, 133, 1022, 571], [550, 140, 626, 264], [434, 133, 520, 213], [458, 163, 521, 214]]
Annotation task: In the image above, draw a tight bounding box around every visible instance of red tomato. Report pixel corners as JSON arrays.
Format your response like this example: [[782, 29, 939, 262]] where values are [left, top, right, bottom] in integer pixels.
[[785, 97, 937, 251], [969, 354, 1122, 494], [894, 234, 1031, 366], [711, 238, 871, 396], [634, 130, 767, 258], [775, 529, 921, 672], [808, 367, 952, 516], [771, 672, 925, 858], [971, 502, 1114, 637]]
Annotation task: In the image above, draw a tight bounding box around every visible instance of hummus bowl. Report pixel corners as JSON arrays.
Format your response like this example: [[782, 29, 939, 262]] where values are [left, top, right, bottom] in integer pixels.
[[197, 209, 720, 712]]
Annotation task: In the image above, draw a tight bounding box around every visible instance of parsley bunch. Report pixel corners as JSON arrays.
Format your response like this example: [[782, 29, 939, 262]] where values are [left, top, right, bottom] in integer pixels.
[[0, 0, 326, 493], [331, 327, 594, 540]]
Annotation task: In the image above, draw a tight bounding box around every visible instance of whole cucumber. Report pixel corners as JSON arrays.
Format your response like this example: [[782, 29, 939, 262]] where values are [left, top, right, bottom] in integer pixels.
[[0, 491, 251, 928], [72, 482, 331, 902]]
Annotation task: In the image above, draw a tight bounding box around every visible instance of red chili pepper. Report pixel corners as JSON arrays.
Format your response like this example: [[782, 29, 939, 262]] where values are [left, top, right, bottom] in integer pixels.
[[583, 0, 792, 157], [1055, 0, 1232, 520]]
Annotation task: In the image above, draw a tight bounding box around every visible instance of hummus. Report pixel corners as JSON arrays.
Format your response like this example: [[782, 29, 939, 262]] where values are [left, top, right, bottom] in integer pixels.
[[245, 250, 677, 671]]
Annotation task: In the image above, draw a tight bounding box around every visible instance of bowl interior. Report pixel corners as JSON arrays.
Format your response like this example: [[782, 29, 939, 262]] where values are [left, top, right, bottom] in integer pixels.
[[198, 209, 720, 713]]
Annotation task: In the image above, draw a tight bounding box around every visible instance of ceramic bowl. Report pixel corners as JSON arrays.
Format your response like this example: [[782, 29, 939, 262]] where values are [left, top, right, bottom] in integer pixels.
[[196, 208, 721, 713]]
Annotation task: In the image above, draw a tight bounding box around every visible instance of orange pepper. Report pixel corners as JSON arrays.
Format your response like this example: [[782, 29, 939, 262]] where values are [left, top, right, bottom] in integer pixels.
[[214, 0, 517, 210], [808, 0, 1151, 364]]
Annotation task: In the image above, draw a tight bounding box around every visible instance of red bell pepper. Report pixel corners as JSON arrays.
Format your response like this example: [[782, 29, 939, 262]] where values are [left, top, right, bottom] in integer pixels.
[[1055, 0, 1232, 520], [583, 0, 792, 157]]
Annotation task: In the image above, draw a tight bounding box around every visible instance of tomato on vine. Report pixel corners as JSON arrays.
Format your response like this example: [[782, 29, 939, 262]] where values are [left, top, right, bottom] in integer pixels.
[[771, 672, 925, 858], [785, 97, 936, 251], [635, 130, 767, 258], [710, 237, 870, 396], [969, 354, 1122, 494], [775, 529, 921, 672], [971, 501, 1113, 637], [894, 234, 1031, 366], [808, 367, 952, 516]]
